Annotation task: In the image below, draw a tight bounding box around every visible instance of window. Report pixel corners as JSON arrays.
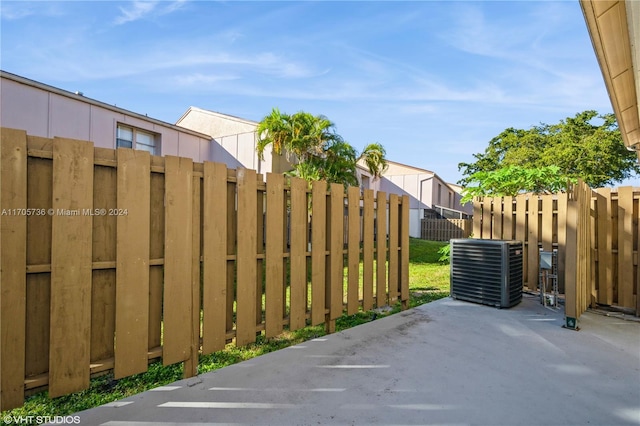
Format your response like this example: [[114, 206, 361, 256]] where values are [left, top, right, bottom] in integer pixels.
[[117, 124, 158, 155]]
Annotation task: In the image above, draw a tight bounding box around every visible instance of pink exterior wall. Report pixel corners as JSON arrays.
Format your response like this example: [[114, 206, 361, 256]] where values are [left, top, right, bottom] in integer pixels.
[[1, 75, 214, 163]]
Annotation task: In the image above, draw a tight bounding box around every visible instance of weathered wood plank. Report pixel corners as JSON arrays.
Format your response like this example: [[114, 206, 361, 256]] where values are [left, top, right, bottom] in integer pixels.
[[289, 177, 307, 331], [618, 187, 634, 307], [0, 128, 28, 410], [363, 189, 374, 311], [388, 194, 399, 304], [49, 138, 94, 397], [473, 198, 482, 238], [265, 173, 285, 337], [328, 184, 344, 322], [311, 182, 327, 326], [202, 162, 228, 352], [148, 172, 164, 351], [114, 149, 150, 379], [527, 196, 539, 291], [541, 195, 554, 252], [236, 168, 258, 346], [556, 192, 568, 294], [482, 198, 492, 239], [163, 156, 193, 365], [347, 187, 360, 315], [503, 196, 514, 240], [400, 195, 410, 307], [376, 191, 387, 307], [184, 174, 201, 378]]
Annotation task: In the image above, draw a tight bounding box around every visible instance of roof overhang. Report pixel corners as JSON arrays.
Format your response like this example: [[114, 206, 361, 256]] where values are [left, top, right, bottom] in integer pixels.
[[580, 0, 640, 157]]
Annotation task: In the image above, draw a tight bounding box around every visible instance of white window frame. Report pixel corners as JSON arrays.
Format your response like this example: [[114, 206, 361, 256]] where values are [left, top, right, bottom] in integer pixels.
[[116, 124, 159, 155]]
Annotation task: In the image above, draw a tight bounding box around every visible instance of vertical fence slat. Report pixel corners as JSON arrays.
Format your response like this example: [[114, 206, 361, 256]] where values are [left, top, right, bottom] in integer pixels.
[[202, 162, 228, 353], [114, 149, 150, 379], [400, 195, 410, 308], [347, 186, 360, 315], [148, 170, 164, 352], [618, 187, 634, 308], [595, 188, 612, 305], [541, 195, 553, 251], [527, 196, 539, 291], [376, 191, 387, 307], [473, 198, 482, 238], [265, 173, 285, 337], [289, 177, 307, 331], [311, 182, 327, 326], [185, 173, 201, 378], [557, 192, 568, 294], [327, 183, 344, 327], [388, 194, 399, 304], [0, 128, 27, 410], [503, 196, 513, 240], [48, 138, 94, 397], [163, 156, 193, 365], [363, 189, 374, 311], [482, 198, 493, 239], [493, 198, 503, 240], [236, 168, 258, 346]]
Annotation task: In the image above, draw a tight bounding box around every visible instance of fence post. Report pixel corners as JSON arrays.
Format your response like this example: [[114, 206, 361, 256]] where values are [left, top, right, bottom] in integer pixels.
[[0, 128, 28, 411], [400, 195, 410, 309]]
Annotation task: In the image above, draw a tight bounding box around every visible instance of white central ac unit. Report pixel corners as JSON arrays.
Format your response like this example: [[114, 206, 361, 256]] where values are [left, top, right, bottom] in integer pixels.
[[450, 239, 523, 308]]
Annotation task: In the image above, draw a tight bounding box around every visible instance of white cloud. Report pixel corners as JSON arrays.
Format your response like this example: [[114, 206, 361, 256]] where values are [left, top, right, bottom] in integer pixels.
[[114, 0, 188, 25]]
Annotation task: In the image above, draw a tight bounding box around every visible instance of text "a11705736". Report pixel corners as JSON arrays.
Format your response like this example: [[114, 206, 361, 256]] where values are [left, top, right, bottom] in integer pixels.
[[1, 208, 129, 216]]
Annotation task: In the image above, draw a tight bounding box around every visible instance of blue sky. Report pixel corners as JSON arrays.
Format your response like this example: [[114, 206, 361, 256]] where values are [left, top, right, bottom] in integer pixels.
[[0, 0, 625, 185]]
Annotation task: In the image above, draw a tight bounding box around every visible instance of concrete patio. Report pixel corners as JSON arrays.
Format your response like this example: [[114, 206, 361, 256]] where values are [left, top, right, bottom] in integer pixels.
[[74, 294, 640, 426]]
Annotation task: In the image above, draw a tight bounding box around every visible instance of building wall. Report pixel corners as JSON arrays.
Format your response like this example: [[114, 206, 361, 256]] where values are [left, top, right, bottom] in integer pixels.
[[1, 75, 213, 163], [176, 107, 258, 138]]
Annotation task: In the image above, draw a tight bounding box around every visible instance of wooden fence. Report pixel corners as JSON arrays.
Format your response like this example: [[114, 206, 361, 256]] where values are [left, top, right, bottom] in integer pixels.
[[0, 129, 410, 411], [472, 181, 639, 322], [420, 218, 472, 241]]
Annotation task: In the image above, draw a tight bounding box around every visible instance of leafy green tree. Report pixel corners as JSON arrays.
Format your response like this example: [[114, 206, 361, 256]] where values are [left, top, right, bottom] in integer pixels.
[[256, 108, 387, 186], [458, 111, 640, 190], [460, 165, 575, 203]]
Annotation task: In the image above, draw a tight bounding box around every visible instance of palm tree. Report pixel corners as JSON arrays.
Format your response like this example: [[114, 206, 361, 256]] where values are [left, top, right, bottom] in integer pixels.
[[256, 108, 388, 186]]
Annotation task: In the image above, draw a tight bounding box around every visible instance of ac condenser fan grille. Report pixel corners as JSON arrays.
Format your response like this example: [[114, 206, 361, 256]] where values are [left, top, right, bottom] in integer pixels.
[[450, 239, 523, 308]]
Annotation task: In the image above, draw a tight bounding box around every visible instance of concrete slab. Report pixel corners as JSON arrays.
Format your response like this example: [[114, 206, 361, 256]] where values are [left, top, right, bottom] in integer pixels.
[[74, 294, 640, 425]]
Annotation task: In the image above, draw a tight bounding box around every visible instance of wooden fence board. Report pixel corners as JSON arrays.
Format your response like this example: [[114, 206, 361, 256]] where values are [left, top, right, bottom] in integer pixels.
[[25, 137, 53, 381], [226, 178, 237, 333], [473, 199, 482, 238], [503, 196, 514, 240], [0, 128, 28, 410], [328, 184, 344, 322], [311, 182, 327, 326], [493, 198, 503, 240], [185, 174, 201, 378], [347, 187, 360, 315], [163, 156, 193, 366], [388, 194, 399, 304], [114, 149, 150, 378], [618, 187, 634, 308], [265, 173, 285, 337], [482, 199, 492, 239], [289, 177, 307, 331], [557, 193, 568, 294], [148, 172, 164, 351], [236, 168, 258, 346], [363, 189, 374, 311], [541, 195, 553, 251], [202, 162, 228, 352], [527, 196, 539, 290], [376, 191, 387, 307], [91, 157, 117, 365], [48, 138, 93, 398], [400, 195, 410, 306]]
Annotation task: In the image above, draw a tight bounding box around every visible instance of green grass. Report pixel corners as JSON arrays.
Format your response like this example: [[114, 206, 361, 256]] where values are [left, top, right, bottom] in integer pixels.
[[1, 238, 450, 423]]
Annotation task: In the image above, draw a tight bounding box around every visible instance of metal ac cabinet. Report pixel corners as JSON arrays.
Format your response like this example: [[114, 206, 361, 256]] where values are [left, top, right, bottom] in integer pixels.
[[450, 239, 523, 308]]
